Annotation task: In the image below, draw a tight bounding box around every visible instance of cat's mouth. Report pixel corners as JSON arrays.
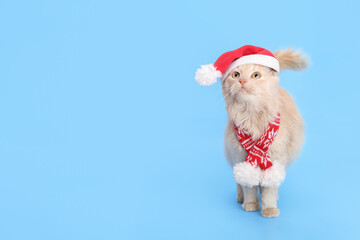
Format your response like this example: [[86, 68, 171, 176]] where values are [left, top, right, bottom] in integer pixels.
[[237, 86, 256, 97], [239, 87, 249, 94]]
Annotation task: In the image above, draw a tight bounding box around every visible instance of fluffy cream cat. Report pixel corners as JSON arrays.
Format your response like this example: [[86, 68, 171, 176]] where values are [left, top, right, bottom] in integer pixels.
[[223, 49, 307, 217]]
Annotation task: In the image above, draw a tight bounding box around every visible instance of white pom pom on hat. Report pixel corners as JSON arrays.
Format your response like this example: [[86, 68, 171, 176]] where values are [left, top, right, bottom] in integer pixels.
[[195, 45, 280, 86], [195, 64, 222, 86]]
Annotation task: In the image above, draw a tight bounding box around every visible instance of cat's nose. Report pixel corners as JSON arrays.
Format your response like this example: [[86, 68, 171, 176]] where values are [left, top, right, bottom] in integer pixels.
[[239, 79, 247, 86]]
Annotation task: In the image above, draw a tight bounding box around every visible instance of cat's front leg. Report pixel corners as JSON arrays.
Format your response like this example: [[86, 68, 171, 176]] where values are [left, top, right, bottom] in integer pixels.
[[242, 186, 259, 211], [260, 186, 280, 217]]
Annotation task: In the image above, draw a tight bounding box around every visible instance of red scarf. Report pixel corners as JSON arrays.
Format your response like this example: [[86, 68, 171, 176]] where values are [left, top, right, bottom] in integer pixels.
[[233, 112, 280, 170]]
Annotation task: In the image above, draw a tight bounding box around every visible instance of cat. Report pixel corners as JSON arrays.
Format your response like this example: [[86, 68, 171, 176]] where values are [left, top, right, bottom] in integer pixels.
[[222, 49, 308, 217]]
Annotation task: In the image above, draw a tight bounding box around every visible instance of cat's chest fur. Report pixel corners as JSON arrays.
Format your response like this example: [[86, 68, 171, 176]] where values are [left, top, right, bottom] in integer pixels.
[[227, 103, 277, 140]]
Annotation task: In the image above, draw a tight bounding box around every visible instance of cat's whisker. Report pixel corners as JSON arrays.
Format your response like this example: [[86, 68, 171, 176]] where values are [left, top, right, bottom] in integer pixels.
[[218, 87, 232, 105]]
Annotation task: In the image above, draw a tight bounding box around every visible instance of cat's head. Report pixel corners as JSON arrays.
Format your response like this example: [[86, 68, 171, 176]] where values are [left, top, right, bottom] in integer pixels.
[[195, 45, 307, 107], [222, 64, 279, 105]]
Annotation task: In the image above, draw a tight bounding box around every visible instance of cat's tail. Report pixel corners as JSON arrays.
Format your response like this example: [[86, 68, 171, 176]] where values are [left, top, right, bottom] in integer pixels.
[[273, 48, 309, 72]]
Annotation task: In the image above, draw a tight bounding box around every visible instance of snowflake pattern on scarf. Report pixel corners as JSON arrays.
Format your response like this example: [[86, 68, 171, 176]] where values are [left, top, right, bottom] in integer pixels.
[[233, 112, 280, 170]]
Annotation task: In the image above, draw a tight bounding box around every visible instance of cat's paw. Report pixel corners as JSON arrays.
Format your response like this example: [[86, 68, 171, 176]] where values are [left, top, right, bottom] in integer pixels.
[[242, 202, 259, 211], [261, 207, 280, 218]]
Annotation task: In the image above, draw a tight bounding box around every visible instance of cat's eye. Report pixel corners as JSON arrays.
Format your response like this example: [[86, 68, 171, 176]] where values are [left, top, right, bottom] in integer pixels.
[[251, 72, 261, 79], [231, 71, 240, 79]]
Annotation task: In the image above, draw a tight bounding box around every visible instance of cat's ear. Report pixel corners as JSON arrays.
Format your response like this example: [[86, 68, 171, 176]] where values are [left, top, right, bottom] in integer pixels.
[[270, 69, 278, 76]]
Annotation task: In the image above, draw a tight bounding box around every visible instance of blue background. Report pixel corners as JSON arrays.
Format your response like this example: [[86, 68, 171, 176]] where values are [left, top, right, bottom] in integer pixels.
[[0, 0, 359, 239]]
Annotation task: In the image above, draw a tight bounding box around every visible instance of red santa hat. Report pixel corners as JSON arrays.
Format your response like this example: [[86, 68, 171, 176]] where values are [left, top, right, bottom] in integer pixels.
[[195, 45, 280, 86]]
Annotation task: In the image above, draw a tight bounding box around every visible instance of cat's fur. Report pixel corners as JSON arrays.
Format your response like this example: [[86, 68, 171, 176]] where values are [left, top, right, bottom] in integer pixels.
[[223, 49, 307, 217]]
